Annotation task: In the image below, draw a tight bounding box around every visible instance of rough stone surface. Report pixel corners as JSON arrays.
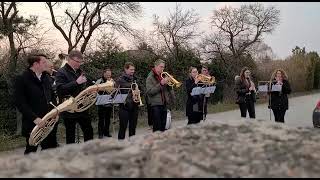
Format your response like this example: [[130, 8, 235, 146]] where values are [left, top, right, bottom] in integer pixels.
[[0, 118, 320, 178]]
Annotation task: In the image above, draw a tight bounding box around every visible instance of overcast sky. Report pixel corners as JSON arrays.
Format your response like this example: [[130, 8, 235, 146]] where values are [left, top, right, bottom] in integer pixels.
[[18, 2, 320, 59]]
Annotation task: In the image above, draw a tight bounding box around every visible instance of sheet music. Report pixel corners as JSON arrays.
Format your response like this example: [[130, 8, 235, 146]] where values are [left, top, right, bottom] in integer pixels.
[[191, 86, 216, 96], [258, 85, 269, 92], [95, 95, 112, 105], [203, 86, 216, 94], [112, 94, 128, 104], [191, 87, 203, 96], [271, 84, 282, 92]]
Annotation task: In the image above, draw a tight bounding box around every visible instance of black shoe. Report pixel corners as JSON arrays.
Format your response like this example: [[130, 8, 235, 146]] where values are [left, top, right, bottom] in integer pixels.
[[98, 135, 104, 139]]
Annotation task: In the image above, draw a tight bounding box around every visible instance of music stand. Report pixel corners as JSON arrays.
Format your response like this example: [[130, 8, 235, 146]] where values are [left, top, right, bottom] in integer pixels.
[[191, 84, 216, 122], [109, 87, 129, 136], [258, 81, 272, 121]]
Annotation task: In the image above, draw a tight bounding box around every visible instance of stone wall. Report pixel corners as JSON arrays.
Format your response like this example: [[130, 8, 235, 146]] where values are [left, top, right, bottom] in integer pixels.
[[0, 118, 320, 178]]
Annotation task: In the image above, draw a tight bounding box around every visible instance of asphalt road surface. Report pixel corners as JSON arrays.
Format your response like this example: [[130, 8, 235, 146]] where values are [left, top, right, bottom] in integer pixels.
[[2, 93, 319, 157]]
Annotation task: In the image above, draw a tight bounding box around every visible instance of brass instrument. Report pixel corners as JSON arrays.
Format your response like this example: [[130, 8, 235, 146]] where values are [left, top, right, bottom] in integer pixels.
[[71, 80, 115, 113], [160, 72, 182, 88], [29, 97, 76, 146], [196, 74, 216, 85], [131, 82, 144, 106], [28, 81, 115, 146]]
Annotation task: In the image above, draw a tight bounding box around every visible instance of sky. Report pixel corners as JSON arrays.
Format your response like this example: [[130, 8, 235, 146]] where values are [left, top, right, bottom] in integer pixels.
[[17, 2, 320, 60]]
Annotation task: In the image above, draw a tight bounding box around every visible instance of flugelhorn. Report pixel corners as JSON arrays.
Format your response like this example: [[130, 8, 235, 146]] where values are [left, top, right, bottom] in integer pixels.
[[160, 72, 182, 88], [196, 74, 216, 85], [131, 82, 144, 106]]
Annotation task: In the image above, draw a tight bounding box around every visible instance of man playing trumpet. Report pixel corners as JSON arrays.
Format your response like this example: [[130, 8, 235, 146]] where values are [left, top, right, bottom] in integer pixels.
[[146, 59, 176, 132]]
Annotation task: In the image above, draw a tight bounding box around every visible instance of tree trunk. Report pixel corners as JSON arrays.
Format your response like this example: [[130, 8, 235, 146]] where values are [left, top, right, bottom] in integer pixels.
[[7, 32, 20, 135]]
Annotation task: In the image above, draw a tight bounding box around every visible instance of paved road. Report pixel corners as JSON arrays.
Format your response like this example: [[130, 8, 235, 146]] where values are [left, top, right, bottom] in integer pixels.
[[137, 92, 320, 135], [2, 93, 319, 157]]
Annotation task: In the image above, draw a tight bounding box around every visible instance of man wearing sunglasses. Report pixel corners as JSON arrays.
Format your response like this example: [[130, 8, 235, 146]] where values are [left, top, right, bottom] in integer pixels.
[[55, 50, 94, 144]]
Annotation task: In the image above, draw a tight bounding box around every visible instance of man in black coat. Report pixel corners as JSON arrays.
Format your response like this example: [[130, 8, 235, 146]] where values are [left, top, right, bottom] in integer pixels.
[[115, 62, 139, 140], [14, 54, 59, 155], [55, 50, 93, 144]]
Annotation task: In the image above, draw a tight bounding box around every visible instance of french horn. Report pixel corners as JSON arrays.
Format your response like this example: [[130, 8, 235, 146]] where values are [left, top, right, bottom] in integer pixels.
[[29, 97, 76, 146], [28, 81, 115, 146], [70, 80, 115, 113], [160, 72, 182, 88]]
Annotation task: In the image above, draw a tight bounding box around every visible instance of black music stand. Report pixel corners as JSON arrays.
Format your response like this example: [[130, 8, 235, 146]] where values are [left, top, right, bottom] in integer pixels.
[[258, 81, 282, 121], [191, 85, 216, 121]]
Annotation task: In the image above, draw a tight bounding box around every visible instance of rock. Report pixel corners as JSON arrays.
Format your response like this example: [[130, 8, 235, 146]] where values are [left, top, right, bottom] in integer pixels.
[[0, 118, 320, 177]]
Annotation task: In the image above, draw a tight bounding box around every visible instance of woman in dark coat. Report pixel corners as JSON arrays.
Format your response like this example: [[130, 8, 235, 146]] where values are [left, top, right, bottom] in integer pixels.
[[269, 68, 291, 123], [235, 67, 256, 119], [185, 67, 204, 124]]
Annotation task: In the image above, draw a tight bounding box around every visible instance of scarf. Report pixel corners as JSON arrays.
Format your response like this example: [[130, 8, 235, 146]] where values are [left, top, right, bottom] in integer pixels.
[[152, 68, 166, 104]]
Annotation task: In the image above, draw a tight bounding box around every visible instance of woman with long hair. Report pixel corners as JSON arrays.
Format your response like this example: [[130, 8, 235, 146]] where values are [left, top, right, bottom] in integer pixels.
[[185, 66, 203, 124], [269, 69, 291, 123], [235, 67, 256, 119]]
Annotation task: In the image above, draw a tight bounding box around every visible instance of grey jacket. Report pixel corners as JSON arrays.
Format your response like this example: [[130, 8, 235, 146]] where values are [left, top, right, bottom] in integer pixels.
[[146, 71, 175, 109]]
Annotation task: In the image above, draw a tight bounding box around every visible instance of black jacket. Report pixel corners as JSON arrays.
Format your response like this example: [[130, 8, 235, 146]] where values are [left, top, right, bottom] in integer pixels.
[[115, 73, 139, 110], [269, 79, 291, 110], [235, 78, 256, 104], [14, 69, 56, 136], [55, 63, 89, 118], [185, 77, 204, 117]]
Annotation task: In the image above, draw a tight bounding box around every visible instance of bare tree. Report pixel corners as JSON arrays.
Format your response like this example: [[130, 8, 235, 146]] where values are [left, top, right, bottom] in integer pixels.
[[249, 41, 276, 62], [0, 2, 38, 75], [45, 2, 141, 54], [152, 3, 201, 66], [201, 3, 280, 63]]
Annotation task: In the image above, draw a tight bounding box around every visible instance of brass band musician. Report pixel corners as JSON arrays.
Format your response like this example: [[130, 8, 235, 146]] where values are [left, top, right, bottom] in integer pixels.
[[55, 50, 94, 144], [115, 62, 140, 140]]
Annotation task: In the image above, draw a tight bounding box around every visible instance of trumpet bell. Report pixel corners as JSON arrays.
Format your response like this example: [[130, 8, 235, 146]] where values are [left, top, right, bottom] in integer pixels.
[[161, 72, 182, 88]]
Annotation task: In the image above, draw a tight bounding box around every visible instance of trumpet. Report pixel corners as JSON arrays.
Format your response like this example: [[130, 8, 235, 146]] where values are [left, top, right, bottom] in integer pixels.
[[160, 72, 182, 88], [131, 82, 144, 106], [196, 74, 216, 85]]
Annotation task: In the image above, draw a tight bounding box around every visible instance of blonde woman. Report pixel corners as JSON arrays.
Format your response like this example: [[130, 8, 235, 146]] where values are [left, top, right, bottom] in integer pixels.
[[269, 69, 292, 123]]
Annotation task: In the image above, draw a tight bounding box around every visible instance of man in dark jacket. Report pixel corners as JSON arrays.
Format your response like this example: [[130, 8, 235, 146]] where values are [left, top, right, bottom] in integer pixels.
[[14, 54, 59, 155], [55, 50, 93, 144], [115, 62, 139, 140], [146, 59, 175, 132]]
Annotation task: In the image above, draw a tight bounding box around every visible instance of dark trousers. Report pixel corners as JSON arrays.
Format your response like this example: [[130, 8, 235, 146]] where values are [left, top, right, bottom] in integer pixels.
[[272, 108, 286, 123], [187, 112, 202, 125], [63, 116, 93, 144], [24, 123, 59, 155], [152, 105, 167, 132], [118, 106, 138, 140], [98, 106, 112, 137], [239, 100, 256, 118], [147, 104, 153, 126]]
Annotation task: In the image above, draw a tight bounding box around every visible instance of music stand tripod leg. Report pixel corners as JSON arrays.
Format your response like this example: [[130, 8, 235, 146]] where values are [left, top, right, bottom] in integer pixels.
[[76, 123, 80, 143]]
